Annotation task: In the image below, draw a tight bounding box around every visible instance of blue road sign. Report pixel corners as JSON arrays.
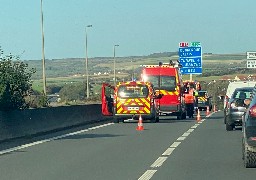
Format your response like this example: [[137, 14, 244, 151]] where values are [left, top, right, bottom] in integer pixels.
[[179, 47, 201, 57], [178, 44, 202, 75], [180, 67, 202, 74], [179, 57, 202, 68]]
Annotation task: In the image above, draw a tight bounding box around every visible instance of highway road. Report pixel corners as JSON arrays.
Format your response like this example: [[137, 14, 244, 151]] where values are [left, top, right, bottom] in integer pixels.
[[0, 111, 256, 180]]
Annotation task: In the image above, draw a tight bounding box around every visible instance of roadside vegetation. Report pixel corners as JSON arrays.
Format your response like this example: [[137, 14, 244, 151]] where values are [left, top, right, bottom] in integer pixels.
[[0, 48, 36, 110]]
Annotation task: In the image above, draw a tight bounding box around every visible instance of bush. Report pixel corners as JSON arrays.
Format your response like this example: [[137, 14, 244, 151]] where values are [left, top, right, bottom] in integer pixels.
[[0, 49, 35, 110]]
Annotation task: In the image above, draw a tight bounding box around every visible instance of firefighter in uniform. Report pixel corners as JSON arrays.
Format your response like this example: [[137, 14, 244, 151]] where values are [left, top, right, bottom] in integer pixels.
[[184, 83, 195, 118], [194, 81, 201, 111]]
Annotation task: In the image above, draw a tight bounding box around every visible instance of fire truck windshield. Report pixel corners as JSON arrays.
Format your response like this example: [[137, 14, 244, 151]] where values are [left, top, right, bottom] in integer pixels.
[[146, 75, 176, 91], [117, 85, 149, 98]]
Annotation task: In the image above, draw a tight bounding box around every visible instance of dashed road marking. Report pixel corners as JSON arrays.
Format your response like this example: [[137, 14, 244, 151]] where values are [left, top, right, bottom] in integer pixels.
[[162, 147, 175, 156], [177, 136, 186, 141], [187, 129, 194, 133], [170, 142, 181, 148], [150, 157, 168, 168], [182, 132, 190, 137], [138, 170, 157, 180]]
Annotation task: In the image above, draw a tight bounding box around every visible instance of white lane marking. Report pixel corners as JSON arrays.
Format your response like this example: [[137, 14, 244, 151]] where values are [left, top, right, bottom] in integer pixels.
[[170, 142, 181, 148], [138, 170, 157, 180], [0, 122, 114, 155], [162, 147, 175, 156], [150, 157, 168, 168], [138, 112, 211, 179], [182, 132, 190, 137], [177, 136, 186, 141], [187, 129, 194, 133]]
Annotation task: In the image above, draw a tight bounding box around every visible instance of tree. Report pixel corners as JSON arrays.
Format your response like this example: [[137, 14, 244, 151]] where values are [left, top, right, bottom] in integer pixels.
[[0, 49, 35, 110], [59, 82, 86, 102]]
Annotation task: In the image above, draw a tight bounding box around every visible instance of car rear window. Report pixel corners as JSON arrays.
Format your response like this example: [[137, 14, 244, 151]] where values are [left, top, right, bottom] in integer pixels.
[[232, 89, 253, 99], [117, 85, 149, 98]]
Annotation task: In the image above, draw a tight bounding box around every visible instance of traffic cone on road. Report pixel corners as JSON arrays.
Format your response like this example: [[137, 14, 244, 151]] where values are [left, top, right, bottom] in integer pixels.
[[136, 115, 144, 131], [196, 109, 201, 122], [206, 106, 210, 116]]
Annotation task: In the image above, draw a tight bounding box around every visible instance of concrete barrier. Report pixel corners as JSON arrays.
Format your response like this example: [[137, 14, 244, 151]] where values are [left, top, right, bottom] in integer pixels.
[[0, 104, 109, 142]]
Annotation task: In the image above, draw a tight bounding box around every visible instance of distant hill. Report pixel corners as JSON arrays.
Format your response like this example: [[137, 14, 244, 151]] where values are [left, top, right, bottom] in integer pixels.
[[25, 52, 247, 80]]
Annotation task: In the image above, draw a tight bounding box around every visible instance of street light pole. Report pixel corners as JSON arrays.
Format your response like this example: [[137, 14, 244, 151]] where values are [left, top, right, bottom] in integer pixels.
[[113, 44, 119, 86], [85, 25, 92, 99], [40, 0, 46, 96]]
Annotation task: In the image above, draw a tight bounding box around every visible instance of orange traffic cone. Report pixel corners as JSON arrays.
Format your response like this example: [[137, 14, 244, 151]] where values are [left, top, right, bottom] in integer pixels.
[[196, 109, 201, 122], [136, 115, 144, 131], [206, 106, 210, 116]]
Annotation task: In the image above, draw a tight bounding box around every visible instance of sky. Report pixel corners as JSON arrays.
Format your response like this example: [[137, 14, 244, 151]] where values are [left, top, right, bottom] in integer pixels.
[[0, 0, 256, 60]]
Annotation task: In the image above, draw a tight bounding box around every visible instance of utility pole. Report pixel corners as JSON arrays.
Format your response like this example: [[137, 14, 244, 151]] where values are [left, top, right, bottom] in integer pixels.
[[40, 0, 46, 96]]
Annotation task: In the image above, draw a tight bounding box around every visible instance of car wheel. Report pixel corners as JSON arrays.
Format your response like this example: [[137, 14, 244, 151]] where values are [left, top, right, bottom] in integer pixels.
[[244, 144, 256, 168], [226, 123, 234, 131], [113, 116, 120, 123]]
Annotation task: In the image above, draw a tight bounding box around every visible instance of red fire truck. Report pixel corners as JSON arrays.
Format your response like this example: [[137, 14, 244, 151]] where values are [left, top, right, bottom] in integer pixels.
[[101, 81, 161, 123], [140, 61, 187, 119]]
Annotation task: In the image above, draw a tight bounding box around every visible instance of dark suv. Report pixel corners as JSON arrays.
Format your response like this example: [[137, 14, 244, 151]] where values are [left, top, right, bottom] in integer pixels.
[[226, 87, 253, 131], [242, 94, 256, 168]]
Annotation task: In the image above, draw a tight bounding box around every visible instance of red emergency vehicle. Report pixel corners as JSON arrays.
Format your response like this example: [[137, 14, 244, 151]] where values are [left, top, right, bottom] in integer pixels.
[[101, 81, 161, 123], [140, 61, 186, 119]]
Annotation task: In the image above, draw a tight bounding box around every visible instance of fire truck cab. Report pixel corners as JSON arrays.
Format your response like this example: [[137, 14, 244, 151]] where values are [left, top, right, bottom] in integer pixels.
[[140, 61, 186, 119], [101, 81, 161, 123]]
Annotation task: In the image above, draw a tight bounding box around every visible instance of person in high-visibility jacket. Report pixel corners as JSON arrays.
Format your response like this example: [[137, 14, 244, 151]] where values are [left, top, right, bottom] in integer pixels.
[[184, 83, 195, 118]]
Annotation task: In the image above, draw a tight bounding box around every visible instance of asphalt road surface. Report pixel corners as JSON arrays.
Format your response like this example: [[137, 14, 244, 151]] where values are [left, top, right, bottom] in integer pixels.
[[0, 111, 256, 180]]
